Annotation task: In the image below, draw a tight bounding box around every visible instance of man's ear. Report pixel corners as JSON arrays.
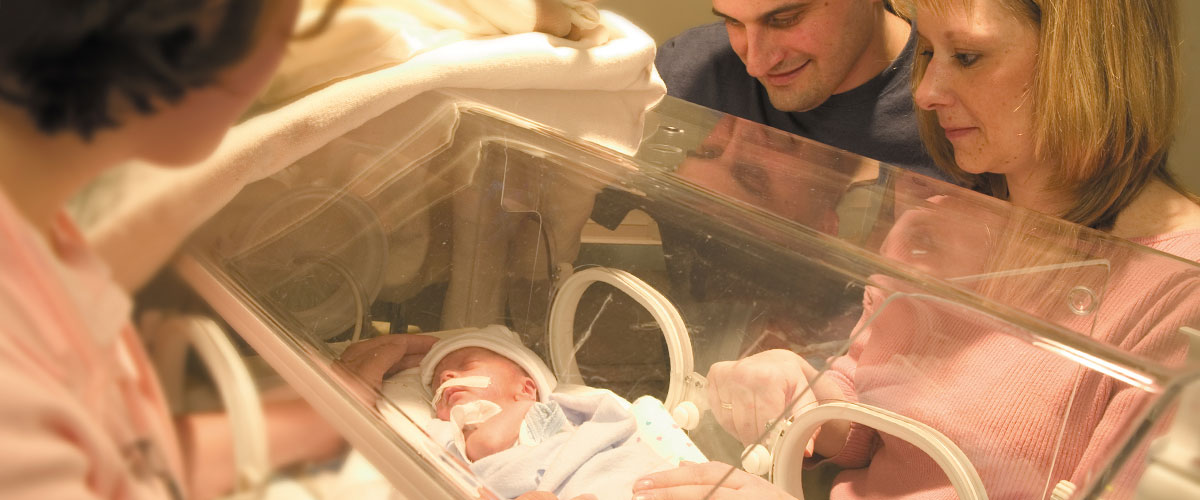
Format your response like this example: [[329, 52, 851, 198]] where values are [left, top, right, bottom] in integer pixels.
[[518, 377, 538, 401]]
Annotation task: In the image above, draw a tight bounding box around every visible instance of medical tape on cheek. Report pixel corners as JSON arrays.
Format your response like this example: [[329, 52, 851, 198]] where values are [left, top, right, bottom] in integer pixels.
[[431, 375, 492, 406]]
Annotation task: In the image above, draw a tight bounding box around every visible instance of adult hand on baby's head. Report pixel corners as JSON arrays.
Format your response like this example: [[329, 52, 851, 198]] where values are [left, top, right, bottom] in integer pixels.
[[338, 334, 438, 390], [633, 461, 795, 500]]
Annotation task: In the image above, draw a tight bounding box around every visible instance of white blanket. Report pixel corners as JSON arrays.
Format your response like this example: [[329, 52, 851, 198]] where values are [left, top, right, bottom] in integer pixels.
[[84, 1, 664, 291], [430, 392, 675, 500]]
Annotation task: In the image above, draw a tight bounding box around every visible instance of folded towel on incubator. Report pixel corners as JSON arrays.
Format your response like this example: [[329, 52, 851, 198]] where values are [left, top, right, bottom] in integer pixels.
[[82, 0, 664, 293], [259, 0, 620, 111]]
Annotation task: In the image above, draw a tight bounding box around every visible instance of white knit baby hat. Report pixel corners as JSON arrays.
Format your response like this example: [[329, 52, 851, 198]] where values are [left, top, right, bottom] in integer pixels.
[[418, 324, 558, 403]]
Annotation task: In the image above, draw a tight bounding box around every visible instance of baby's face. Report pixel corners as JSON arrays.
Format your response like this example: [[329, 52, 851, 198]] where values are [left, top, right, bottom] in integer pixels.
[[432, 347, 535, 420]]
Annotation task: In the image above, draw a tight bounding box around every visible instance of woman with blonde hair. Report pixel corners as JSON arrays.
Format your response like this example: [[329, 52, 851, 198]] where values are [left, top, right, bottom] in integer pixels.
[[912, 0, 1198, 234]]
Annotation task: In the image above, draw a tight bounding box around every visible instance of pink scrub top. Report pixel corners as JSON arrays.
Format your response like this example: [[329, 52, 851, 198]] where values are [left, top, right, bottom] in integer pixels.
[[0, 190, 184, 499]]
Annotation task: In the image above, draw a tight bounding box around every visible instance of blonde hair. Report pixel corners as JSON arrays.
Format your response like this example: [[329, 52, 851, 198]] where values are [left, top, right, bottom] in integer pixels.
[[907, 0, 1189, 229]]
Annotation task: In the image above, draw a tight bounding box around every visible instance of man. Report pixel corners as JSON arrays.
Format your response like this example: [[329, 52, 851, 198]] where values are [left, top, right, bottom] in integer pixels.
[[656, 0, 945, 179]]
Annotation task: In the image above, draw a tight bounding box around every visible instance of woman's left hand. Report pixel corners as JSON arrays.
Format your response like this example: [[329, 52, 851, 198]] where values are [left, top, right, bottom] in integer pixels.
[[632, 461, 796, 500]]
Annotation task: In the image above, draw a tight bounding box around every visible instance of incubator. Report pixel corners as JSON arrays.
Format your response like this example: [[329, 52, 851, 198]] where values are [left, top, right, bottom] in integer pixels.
[[174, 89, 1200, 499]]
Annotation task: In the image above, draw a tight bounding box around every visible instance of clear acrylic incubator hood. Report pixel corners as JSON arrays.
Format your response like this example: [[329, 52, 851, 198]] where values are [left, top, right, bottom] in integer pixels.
[[174, 89, 1200, 500]]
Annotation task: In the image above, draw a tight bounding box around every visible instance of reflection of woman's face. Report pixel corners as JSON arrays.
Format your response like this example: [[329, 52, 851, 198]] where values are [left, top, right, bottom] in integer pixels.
[[674, 116, 840, 234], [879, 197, 995, 280], [913, 1, 1040, 181]]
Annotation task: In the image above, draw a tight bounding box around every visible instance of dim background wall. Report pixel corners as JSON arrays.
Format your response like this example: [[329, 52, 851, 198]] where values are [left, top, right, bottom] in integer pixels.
[[1174, 0, 1200, 192], [601, 0, 1200, 192], [600, 0, 714, 44]]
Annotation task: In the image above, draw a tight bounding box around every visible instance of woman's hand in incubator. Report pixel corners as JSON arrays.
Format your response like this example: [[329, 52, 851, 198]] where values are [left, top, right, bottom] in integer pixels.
[[338, 333, 438, 389], [632, 461, 795, 500], [707, 349, 849, 457]]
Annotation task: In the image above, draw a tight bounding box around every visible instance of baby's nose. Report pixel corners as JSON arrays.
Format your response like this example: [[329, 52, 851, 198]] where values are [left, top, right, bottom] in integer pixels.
[[439, 370, 458, 383]]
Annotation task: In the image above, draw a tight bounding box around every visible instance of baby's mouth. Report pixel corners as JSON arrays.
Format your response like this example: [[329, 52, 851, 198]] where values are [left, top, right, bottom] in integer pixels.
[[442, 387, 471, 405]]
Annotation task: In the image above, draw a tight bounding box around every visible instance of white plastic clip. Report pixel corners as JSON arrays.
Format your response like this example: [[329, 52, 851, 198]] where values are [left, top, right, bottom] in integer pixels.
[[742, 444, 772, 476], [671, 401, 700, 430]]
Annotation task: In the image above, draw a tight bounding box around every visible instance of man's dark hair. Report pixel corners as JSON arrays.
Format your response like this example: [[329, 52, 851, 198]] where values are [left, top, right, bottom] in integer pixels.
[[0, 0, 265, 138]]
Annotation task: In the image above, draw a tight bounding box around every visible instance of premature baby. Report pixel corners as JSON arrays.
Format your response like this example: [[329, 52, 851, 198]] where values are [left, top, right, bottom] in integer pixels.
[[418, 325, 674, 500], [421, 326, 558, 462]]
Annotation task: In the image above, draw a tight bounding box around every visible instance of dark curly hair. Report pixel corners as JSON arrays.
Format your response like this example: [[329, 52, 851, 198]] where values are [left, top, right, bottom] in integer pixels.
[[0, 0, 266, 139]]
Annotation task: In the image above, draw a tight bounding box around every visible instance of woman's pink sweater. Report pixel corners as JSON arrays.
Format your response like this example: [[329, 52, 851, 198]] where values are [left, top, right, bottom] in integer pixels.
[[820, 222, 1200, 499], [0, 191, 184, 499]]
